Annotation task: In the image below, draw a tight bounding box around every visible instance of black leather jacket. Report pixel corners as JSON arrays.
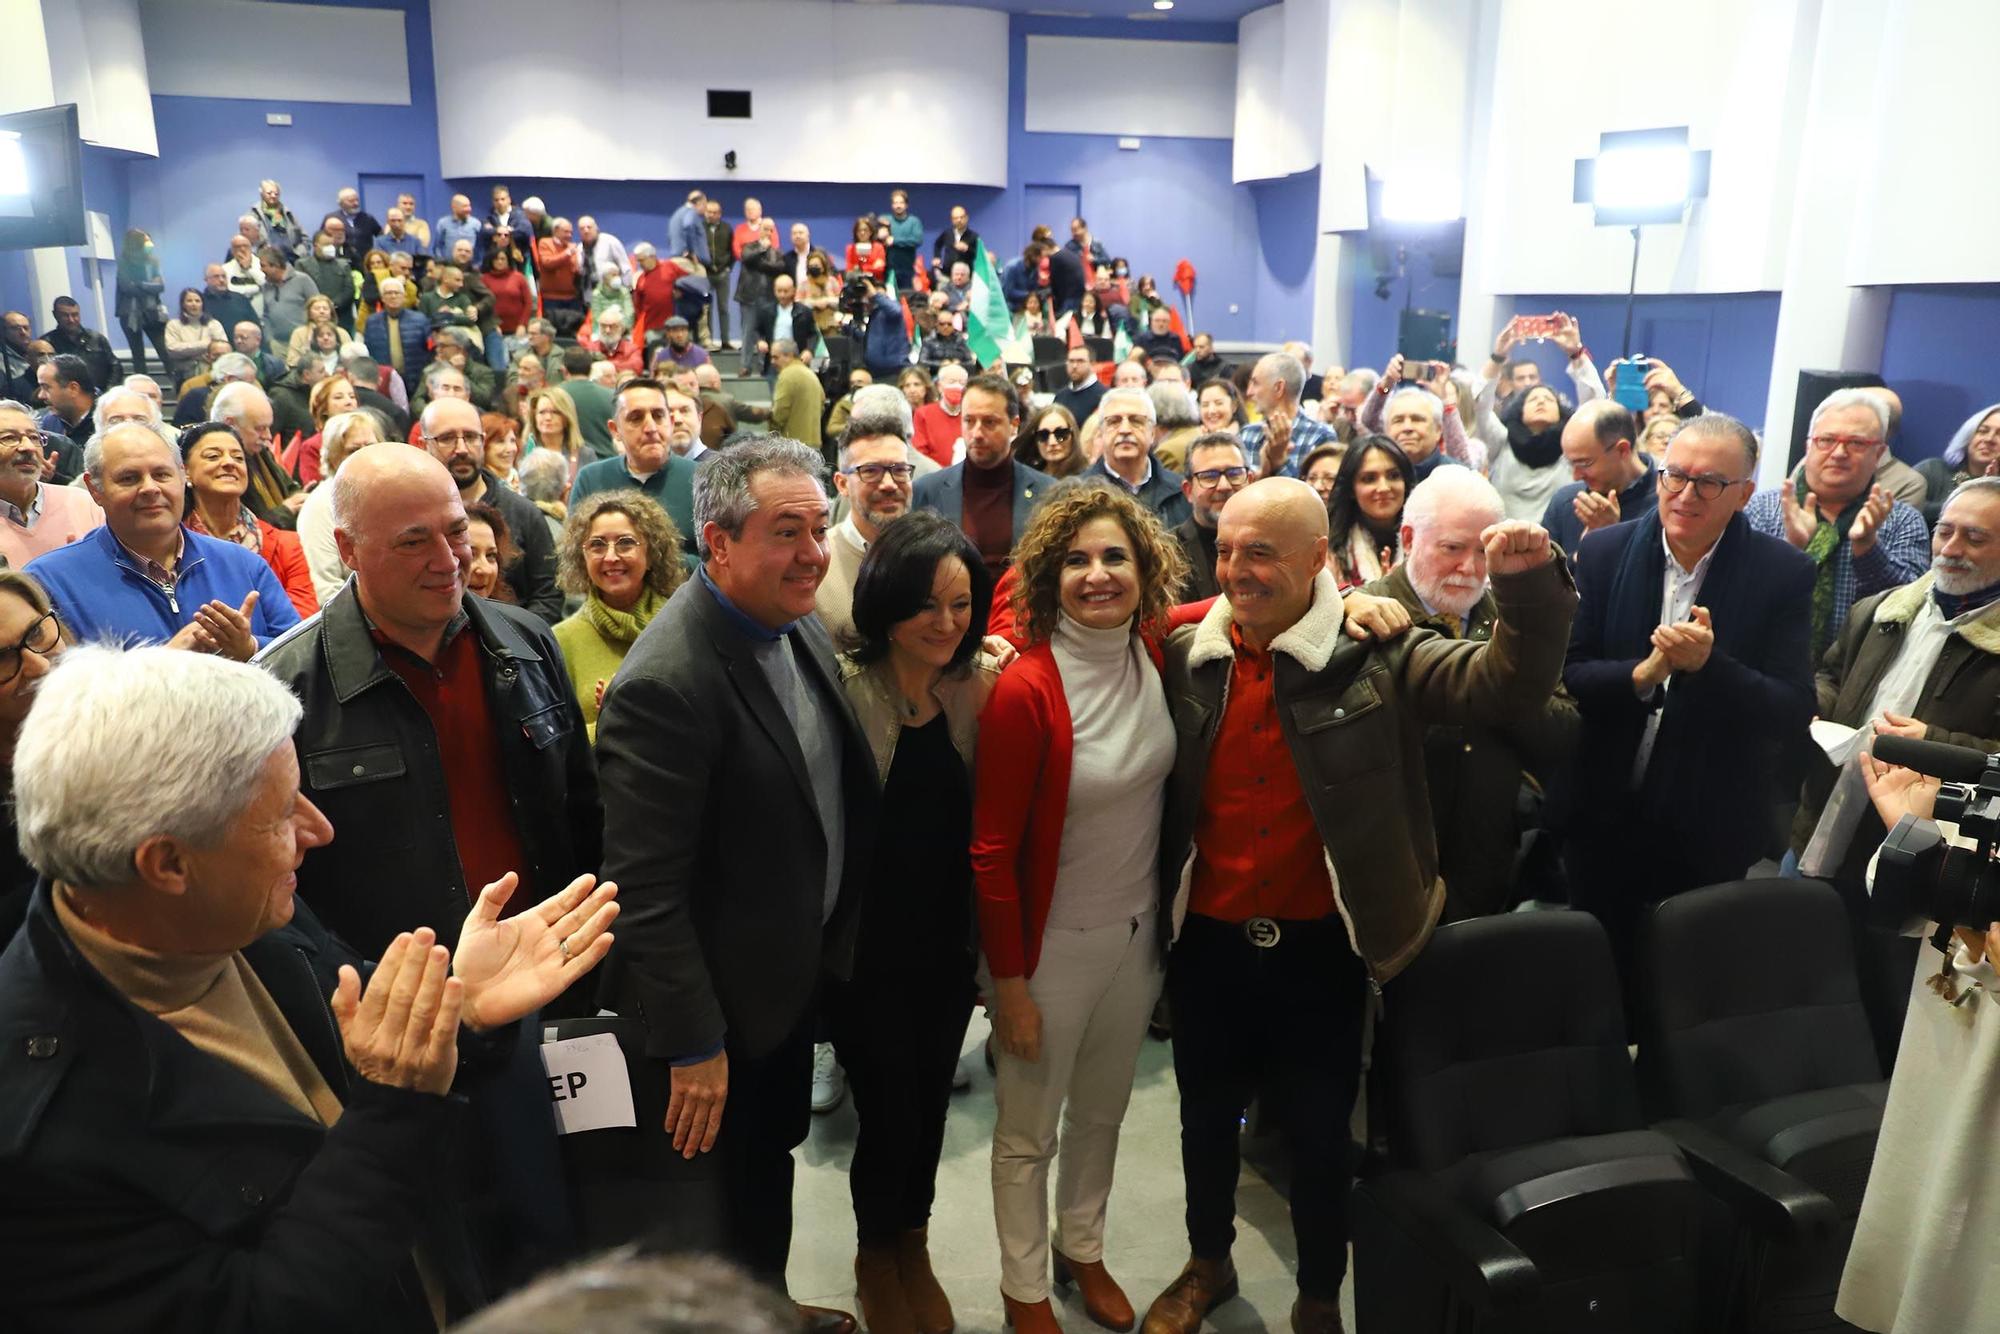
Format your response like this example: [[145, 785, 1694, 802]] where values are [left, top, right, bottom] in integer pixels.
[[257, 581, 600, 957]]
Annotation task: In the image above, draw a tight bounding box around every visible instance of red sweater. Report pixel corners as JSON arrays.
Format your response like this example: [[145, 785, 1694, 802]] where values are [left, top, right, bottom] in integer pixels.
[[911, 402, 960, 467], [485, 269, 533, 333], [535, 237, 579, 301], [844, 242, 887, 282], [973, 636, 1164, 979]]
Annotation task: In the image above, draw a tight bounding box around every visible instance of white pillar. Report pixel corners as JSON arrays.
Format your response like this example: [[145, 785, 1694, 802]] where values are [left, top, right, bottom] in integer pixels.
[[1757, 0, 1893, 487]]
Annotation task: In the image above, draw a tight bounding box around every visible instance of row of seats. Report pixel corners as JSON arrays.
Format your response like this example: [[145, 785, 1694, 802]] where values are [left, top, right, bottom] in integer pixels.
[[1351, 880, 1884, 1333]]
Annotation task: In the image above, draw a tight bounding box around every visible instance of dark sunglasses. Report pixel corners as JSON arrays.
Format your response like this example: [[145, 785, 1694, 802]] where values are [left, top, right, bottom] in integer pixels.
[[1036, 427, 1073, 443]]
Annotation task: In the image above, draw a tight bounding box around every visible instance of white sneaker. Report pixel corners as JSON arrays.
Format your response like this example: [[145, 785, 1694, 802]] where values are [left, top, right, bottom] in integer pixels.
[[952, 1056, 972, 1092], [811, 1042, 846, 1113]]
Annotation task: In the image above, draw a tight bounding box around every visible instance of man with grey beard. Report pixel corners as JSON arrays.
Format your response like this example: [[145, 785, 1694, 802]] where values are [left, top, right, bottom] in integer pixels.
[[1790, 475, 2000, 1061], [1359, 466, 1578, 918]]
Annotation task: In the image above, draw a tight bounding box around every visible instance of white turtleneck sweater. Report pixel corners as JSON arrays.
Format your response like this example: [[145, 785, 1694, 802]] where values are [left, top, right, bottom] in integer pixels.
[[1046, 612, 1175, 930]]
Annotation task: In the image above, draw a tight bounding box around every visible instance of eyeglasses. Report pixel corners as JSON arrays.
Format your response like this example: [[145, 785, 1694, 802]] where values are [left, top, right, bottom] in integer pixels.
[[1100, 413, 1151, 429], [1036, 427, 1073, 443], [583, 536, 642, 558], [0, 429, 52, 452], [1190, 466, 1250, 488], [842, 462, 914, 484], [426, 430, 487, 450], [1658, 468, 1750, 500], [0, 609, 61, 687], [1807, 434, 1881, 456]]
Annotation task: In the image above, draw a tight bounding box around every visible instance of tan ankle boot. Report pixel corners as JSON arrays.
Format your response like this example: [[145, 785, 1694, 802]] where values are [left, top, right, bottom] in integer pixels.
[[1052, 1251, 1135, 1332], [895, 1227, 954, 1334], [855, 1243, 915, 1334]]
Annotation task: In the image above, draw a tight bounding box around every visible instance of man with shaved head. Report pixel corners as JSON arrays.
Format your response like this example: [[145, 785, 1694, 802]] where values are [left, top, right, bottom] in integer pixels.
[[1143, 479, 1577, 1334]]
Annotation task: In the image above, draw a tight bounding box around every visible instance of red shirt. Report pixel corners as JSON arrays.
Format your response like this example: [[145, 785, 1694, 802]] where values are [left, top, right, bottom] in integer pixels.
[[374, 619, 530, 916], [1188, 623, 1334, 922], [485, 269, 533, 333], [911, 402, 960, 467]]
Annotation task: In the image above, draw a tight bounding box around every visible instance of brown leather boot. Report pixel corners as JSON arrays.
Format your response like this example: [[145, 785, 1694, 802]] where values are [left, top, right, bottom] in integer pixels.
[[1052, 1252, 1135, 1332], [799, 1305, 860, 1334], [854, 1244, 914, 1334], [1139, 1256, 1238, 1334], [895, 1228, 955, 1334], [1002, 1293, 1065, 1334], [1289, 1294, 1345, 1334]]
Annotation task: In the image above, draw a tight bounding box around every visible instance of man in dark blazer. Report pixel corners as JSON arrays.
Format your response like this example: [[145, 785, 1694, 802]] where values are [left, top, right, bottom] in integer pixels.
[[745, 275, 820, 375], [595, 437, 876, 1334], [1563, 413, 1814, 974], [932, 204, 980, 275], [1047, 243, 1088, 318], [911, 373, 1051, 577]]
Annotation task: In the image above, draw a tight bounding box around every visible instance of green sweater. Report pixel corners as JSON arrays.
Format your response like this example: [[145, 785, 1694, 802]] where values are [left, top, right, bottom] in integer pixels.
[[552, 589, 664, 741]]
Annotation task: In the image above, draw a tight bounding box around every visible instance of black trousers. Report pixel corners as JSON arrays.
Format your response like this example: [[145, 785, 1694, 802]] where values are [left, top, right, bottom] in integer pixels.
[[120, 317, 170, 377], [830, 962, 974, 1244], [1167, 913, 1369, 1301]]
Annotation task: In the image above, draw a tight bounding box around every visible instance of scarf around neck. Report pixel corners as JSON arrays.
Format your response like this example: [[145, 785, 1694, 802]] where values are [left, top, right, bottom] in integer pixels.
[[1797, 471, 1869, 661], [583, 586, 663, 647]]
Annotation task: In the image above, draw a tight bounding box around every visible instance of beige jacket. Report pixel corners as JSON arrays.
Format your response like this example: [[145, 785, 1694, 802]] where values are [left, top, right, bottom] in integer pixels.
[[840, 650, 1003, 784]]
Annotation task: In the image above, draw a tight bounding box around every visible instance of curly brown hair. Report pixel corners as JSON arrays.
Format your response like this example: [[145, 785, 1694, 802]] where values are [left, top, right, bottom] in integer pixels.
[[1009, 480, 1188, 645], [557, 488, 688, 601]]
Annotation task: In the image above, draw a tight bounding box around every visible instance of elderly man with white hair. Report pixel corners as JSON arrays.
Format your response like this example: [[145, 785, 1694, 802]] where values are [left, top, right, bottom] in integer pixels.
[[91, 380, 161, 438], [1083, 383, 1192, 527], [1359, 466, 1578, 919], [0, 641, 618, 1332], [1240, 350, 1337, 479], [175, 349, 261, 427], [25, 420, 297, 653], [212, 379, 306, 527]]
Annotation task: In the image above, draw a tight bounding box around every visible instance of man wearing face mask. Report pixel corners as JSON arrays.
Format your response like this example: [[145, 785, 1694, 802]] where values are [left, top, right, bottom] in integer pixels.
[[1360, 468, 1578, 919], [298, 231, 356, 328], [913, 363, 970, 468]]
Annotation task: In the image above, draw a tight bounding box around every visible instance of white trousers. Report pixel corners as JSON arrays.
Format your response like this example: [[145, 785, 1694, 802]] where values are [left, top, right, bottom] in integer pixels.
[[990, 911, 1164, 1302]]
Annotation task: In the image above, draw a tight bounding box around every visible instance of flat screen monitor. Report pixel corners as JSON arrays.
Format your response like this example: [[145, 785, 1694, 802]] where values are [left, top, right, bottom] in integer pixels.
[[0, 104, 85, 251]]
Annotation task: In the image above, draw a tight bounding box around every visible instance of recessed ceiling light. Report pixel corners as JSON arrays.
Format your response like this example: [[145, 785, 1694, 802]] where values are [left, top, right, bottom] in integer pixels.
[[1153, 0, 1175, 8]]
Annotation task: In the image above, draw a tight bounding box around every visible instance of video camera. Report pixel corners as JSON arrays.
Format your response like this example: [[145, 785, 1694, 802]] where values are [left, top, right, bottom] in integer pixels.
[[840, 273, 876, 322], [1871, 735, 2000, 934]]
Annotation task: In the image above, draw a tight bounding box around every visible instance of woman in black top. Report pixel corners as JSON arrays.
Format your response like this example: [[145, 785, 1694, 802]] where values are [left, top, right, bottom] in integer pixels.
[[836, 513, 1002, 1334]]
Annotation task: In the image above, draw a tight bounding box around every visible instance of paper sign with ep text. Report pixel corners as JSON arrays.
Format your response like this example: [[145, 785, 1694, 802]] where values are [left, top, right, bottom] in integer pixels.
[[539, 1031, 637, 1135]]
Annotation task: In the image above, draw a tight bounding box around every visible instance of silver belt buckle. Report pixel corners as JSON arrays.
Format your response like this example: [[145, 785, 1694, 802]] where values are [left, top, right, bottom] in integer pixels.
[[1244, 917, 1282, 948]]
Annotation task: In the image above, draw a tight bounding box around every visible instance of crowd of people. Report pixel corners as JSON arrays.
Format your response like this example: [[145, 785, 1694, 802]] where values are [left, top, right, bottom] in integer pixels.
[[0, 175, 1995, 1334]]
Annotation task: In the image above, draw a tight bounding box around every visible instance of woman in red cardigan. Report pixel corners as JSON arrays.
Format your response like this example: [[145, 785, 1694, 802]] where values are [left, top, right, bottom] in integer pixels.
[[844, 215, 888, 284], [972, 482, 1188, 1334]]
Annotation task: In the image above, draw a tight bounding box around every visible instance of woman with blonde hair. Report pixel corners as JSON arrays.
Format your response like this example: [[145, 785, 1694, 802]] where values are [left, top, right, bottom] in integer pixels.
[[524, 388, 587, 482], [973, 482, 1187, 1334], [552, 489, 687, 741], [284, 295, 360, 366], [296, 409, 388, 604], [283, 371, 361, 486]]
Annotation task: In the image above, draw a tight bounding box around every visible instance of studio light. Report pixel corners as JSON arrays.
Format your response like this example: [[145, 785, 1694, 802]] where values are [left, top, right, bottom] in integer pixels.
[[1573, 126, 1710, 227], [0, 132, 28, 201], [1153, 0, 1175, 8], [1573, 126, 1712, 357]]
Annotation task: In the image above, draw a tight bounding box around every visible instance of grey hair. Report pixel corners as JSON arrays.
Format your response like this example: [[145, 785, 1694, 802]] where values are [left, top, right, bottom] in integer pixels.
[[91, 384, 159, 434], [319, 409, 385, 477], [83, 418, 179, 480], [1148, 382, 1197, 429], [210, 352, 259, 384], [850, 383, 912, 438], [632, 241, 658, 260], [423, 362, 466, 396], [1339, 368, 1378, 396], [597, 306, 625, 326], [13, 644, 303, 889], [1386, 386, 1443, 425], [518, 448, 572, 505], [123, 373, 161, 397], [451, 1250, 793, 1334], [1100, 385, 1157, 423], [589, 360, 617, 386], [692, 436, 828, 558], [1808, 387, 1889, 442], [1671, 411, 1761, 474], [210, 380, 269, 426], [550, 216, 572, 232], [1256, 352, 1306, 402], [0, 398, 31, 419], [1402, 465, 1504, 536], [1944, 475, 2000, 512], [838, 401, 913, 460], [770, 338, 798, 360]]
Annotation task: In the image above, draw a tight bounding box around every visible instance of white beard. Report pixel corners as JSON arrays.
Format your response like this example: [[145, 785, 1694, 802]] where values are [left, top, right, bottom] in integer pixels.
[[1932, 557, 1990, 596], [1412, 571, 1487, 620]]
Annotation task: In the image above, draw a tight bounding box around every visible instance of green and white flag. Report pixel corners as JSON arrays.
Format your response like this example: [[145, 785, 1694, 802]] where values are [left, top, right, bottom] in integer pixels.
[[965, 245, 1012, 367]]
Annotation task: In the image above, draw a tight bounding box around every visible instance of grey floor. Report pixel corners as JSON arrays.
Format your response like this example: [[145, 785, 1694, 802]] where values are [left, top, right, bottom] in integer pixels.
[[786, 1010, 1354, 1334]]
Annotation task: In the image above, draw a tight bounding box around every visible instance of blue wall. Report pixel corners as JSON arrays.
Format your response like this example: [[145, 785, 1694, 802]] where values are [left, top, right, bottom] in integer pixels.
[[1879, 284, 2000, 459], [2, 2, 1321, 347]]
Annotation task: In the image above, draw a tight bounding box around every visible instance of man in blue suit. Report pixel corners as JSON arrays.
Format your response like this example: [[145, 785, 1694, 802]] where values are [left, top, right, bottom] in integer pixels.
[[1563, 413, 1814, 974], [912, 373, 1050, 578]]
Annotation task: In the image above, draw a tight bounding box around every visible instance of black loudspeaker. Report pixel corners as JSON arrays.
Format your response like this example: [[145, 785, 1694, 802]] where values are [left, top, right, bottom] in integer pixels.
[[1787, 369, 1885, 473]]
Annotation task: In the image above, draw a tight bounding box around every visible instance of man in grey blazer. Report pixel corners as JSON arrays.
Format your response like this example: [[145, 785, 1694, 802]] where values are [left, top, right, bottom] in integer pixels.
[[910, 372, 1052, 577], [594, 437, 877, 1334]]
